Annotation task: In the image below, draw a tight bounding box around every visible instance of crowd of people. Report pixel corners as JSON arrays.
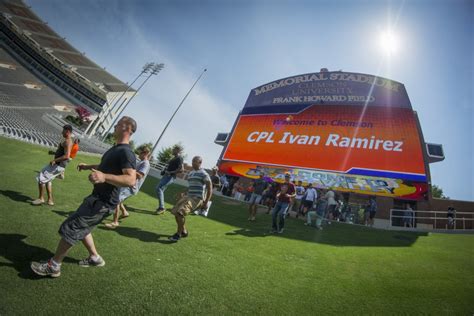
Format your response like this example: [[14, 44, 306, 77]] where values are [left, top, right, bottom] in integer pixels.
[[219, 173, 378, 231], [30, 116, 213, 278]]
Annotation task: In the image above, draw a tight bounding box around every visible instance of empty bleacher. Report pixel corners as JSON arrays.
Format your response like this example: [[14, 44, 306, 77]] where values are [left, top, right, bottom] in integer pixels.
[[0, 46, 111, 154], [0, 0, 129, 155]]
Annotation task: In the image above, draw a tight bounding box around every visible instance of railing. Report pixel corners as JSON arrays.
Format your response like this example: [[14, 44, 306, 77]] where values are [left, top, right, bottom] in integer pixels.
[[148, 161, 190, 180], [390, 209, 474, 231]]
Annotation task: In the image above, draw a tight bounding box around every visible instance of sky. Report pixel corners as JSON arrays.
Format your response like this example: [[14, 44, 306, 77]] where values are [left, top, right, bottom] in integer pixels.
[[27, 0, 473, 201]]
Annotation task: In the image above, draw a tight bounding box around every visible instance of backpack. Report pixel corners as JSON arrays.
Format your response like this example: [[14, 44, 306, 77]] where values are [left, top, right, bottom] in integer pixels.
[[70, 143, 79, 159]]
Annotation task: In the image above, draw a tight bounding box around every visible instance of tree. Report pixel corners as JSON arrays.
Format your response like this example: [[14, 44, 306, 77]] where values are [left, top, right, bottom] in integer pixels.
[[103, 133, 136, 151], [103, 132, 114, 145], [431, 184, 449, 199], [129, 140, 136, 152], [75, 106, 91, 124], [156, 143, 185, 165], [134, 142, 153, 155]]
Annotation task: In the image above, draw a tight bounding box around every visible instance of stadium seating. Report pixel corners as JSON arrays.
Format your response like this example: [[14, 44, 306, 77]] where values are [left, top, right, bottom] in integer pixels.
[[0, 1, 131, 156], [0, 47, 112, 153]]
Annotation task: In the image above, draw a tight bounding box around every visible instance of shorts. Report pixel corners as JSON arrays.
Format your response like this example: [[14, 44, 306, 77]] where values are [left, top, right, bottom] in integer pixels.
[[302, 200, 314, 209], [171, 195, 203, 217], [118, 187, 134, 202], [58, 195, 113, 245], [249, 193, 263, 205], [369, 211, 376, 219], [37, 163, 66, 184], [292, 199, 302, 212]]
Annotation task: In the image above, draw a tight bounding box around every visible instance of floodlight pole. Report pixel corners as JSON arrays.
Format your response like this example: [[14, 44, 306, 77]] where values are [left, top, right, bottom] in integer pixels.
[[101, 63, 165, 140], [151, 68, 207, 156], [85, 63, 153, 137]]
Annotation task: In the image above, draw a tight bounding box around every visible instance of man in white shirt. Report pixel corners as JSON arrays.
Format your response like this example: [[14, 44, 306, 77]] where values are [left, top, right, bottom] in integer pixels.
[[105, 145, 151, 228], [302, 183, 318, 215], [325, 189, 338, 220], [291, 180, 305, 218]]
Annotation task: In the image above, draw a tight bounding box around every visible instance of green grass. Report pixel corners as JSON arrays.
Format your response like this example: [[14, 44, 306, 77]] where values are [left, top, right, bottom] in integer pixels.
[[0, 137, 473, 315]]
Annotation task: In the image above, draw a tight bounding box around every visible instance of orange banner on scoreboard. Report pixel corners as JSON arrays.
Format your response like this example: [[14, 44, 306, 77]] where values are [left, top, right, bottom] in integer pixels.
[[222, 104, 426, 181]]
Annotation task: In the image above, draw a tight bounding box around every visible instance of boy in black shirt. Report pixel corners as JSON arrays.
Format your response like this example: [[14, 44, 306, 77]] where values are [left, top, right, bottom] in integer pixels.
[[31, 116, 137, 278], [155, 144, 184, 214]]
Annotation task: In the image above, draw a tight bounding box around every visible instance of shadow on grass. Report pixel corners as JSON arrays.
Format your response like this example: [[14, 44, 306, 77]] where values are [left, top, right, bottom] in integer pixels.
[[135, 179, 430, 247], [98, 226, 174, 244], [0, 190, 32, 203], [125, 205, 155, 216], [0, 233, 75, 279], [207, 200, 430, 247], [52, 209, 74, 218]]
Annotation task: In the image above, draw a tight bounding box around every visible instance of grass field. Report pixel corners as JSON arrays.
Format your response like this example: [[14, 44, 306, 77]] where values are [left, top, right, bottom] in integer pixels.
[[0, 137, 473, 315]]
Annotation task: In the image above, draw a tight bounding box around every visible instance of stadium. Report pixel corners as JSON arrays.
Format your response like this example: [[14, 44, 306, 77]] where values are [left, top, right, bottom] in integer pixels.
[[0, 0, 473, 315], [0, 0, 136, 154]]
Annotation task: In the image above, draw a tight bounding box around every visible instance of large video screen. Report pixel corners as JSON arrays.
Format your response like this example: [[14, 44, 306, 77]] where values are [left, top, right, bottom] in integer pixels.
[[219, 72, 428, 199]]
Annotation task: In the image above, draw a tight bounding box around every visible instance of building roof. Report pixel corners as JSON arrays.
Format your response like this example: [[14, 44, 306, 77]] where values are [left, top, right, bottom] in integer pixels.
[[0, 0, 132, 94]]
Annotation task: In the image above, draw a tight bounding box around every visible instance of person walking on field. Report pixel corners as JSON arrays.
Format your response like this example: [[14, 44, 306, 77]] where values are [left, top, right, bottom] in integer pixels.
[[30, 116, 138, 278], [291, 180, 305, 218], [57, 138, 80, 180], [364, 197, 377, 227], [168, 156, 212, 242], [248, 174, 268, 221], [155, 144, 184, 214], [325, 188, 338, 221], [302, 183, 318, 216], [271, 173, 296, 234], [105, 145, 151, 229], [31, 124, 73, 206]]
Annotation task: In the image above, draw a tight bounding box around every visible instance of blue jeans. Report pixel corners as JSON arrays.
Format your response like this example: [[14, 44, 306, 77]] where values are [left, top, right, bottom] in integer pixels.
[[306, 211, 317, 225], [272, 201, 290, 231], [156, 174, 174, 209]]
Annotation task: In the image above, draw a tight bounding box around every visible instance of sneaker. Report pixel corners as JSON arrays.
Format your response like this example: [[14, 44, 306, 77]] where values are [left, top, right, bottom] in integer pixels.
[[78, 256, 105, 267], [31, 260, 61, 278], [57, 173, 64, 180], [271, 229, 278, 234], [181, 231, 189, 238], [31, 199, 44, 206], [155, 208, 165, 215], [168, 233, 181, 242], [278, 228, 284, 234], [105, 222, 119, 229], [200, 210, 209, 217], [304, 222, 309, 226]]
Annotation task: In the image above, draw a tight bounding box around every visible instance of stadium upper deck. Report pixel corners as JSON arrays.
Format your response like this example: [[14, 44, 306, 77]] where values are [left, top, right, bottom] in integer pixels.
[[0, 0, 134, 113]]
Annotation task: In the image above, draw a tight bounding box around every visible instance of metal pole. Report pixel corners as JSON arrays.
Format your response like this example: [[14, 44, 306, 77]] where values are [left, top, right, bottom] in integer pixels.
[[85, 63, 153, 137], [93, 74, 143, 134], [98, 63, 154, 129], [151, 68, 207, 156], [85, 76, 139, 136], [101, 63, 164, 140]]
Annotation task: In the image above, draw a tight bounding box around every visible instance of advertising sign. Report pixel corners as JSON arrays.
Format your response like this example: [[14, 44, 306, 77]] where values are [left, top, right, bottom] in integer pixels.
[[218, 161, 428, 200], [243, 71, 412, 113]]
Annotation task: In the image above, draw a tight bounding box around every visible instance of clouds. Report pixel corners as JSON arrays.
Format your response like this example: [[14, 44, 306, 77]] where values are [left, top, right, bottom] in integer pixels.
[[112, 15, 238, 167]]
